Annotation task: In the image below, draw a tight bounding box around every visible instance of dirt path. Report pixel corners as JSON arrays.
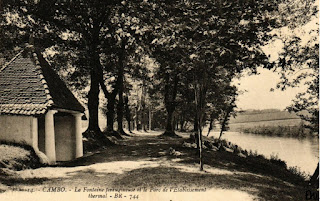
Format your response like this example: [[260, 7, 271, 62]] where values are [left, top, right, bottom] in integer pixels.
[[0, 131, 307, 201]]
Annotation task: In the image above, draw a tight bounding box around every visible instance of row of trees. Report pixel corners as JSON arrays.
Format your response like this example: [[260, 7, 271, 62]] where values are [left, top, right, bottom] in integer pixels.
[[1, 0, 318, 171]]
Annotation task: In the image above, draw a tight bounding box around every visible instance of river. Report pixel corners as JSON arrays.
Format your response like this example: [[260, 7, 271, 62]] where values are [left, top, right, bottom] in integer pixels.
[[207, 131, 319, 175]]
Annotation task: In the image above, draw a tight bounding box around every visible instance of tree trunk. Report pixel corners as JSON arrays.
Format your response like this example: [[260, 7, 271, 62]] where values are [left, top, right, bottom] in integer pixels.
[[117, 89, 125, 135], [174, 116, 178, 130], [219, 105, 233, 140], [194, 113, 199, 149], [194, 77, 207, 171], [87, 43, 101, 133], [162, 73, 179, 137], [87, 80, 100, 132], [117, 92, 130, 136], [148, 108, 152, 131], [140, 80, 148, 132], [135, 106, 139, 131], [117, 47, 126, 135], [194, 87, 203, 171], [165, 106, 174, 133], [87, 70, 100, 132], [124, 96, 132, 133], [207, 118, 214, 136], [179, 115, 185, 132], [106, 98, 116, 133], [98, 62, 121, 139], [141, 111, 147, 132], [105, 96, 123, 139], [194, 113, 198, 132], [84, 32, 113, 145], [198, 124, 203, 171], [127, 118, 131, 133]]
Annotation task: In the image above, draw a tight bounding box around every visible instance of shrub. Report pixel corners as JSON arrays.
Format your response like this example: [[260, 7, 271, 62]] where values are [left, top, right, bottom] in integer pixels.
[[241, 124, 313, 137], [269, 153, 287, 168], [288, 166, 309, 181]]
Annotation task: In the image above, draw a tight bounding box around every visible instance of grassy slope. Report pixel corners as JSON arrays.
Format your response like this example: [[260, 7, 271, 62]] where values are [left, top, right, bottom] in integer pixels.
[[0, 142, 41, 171], [226, 109, 306, 133], [230, 109, 300, 124], [0, 142, 43, 193]]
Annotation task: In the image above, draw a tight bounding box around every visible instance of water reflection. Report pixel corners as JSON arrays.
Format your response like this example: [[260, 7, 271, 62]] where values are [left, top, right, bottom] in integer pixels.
[[208, 131, 319, 175]]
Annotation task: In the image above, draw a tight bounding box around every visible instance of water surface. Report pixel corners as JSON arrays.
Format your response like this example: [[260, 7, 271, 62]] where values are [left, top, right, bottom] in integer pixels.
[[208, 131, 319, 175]]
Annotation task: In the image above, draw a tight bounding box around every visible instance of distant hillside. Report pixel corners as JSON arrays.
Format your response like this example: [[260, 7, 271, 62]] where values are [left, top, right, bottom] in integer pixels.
[[230, 109, 300, 124], [222, 109, 304, 132]]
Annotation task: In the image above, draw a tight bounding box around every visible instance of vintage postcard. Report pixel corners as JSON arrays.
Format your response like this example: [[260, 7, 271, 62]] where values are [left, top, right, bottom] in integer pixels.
[[0, 0, 318, 200]]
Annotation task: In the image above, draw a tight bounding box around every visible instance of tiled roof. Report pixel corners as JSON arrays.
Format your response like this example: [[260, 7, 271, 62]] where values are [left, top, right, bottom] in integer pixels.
[[0, 46, 85, 115]]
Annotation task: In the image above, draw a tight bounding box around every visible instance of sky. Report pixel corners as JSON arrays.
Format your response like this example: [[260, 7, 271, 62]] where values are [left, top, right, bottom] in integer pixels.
[[234, 68, 307, 110], [234, 14, 317, 111]]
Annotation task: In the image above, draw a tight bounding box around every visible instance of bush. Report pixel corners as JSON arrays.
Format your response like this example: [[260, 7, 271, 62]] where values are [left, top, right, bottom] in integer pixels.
[[241, 124, 313, 137], [269, 153, 287, 168], [288, 166, 309, 181]]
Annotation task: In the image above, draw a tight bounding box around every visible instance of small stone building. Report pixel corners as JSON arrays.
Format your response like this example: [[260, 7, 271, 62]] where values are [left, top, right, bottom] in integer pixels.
[[0, 46, 85, 164]]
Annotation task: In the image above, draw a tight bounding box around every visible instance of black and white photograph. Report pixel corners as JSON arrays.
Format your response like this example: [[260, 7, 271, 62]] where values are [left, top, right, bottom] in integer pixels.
[[0, 0, 319, 200]]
